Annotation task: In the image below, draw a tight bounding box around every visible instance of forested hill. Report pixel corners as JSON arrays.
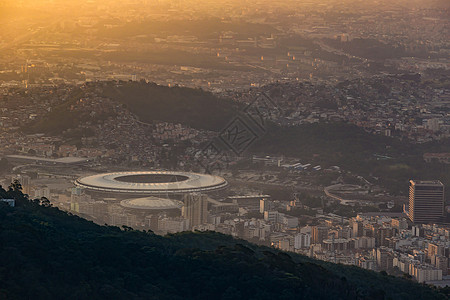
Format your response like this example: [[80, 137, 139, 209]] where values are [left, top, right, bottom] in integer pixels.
[[25, 81, 240, 134], [101, 81, 241, 131], [0, 185, 448, 299]]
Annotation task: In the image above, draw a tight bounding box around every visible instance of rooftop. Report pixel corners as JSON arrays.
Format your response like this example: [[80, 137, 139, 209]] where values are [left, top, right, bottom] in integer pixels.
[[410, 180, 444, 186], [75, 171, 228, 195]]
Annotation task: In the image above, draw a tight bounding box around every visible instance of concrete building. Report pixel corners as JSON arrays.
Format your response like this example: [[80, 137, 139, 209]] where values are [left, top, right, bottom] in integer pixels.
[[182, 193, 209, 229], [357, 256, 376, 271], [277, 239, 292, 252], [376, 227, 394, 247], [434, 256, 449, 276], [294, 233, 311, 249], [375, 247, 393, 271], [408, 180, 444, 224], [208, 198, 238, 214], [264, 210, 282, 223], [409, 264, 443, 283], [354, 236, 376, 249], [259, 197, 272, 213], [282, 215, 299, 229], [352, 220, 364, 237], [323, 238, 352, 251], [312, 226, 329, 245], [34, 186, 50, 199], [158, 217, 190, 234], [393, 256, 410, 273], [13, 174, 31, 194], [391, 218, 408, 230], [428, 242, 445, 259]]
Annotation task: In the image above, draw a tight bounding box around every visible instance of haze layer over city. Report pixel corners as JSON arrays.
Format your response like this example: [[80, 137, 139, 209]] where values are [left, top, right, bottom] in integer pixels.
[[0, 0, 449, 299]]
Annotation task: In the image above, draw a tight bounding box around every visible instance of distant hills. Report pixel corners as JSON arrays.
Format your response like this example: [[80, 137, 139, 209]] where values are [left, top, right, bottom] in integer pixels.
[[0, 186, 447, 299]]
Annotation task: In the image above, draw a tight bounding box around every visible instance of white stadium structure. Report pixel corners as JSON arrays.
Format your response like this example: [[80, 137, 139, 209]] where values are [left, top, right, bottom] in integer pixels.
[[74, 171, 228, 195], [120, 196, 183, 211]]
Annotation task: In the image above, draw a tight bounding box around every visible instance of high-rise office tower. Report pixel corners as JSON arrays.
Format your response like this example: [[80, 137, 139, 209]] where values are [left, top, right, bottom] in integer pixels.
[[408, 180, 444, 224], [182, 193, 209, 229]]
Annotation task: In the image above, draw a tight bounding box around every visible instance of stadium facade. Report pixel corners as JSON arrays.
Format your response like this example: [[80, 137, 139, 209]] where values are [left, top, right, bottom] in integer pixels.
[[75, 171, 228, 196]]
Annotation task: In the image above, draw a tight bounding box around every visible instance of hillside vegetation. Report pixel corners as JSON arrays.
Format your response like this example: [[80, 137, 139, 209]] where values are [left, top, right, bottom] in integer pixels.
[[26, 82, 240, 134], [0, 185, 448, 299], [23, 87, 88, 135], [101, 81, 240, 131]]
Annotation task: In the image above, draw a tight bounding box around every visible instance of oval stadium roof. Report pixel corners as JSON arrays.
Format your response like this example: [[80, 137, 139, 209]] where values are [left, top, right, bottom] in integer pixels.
[[75, 171, 228, 195]]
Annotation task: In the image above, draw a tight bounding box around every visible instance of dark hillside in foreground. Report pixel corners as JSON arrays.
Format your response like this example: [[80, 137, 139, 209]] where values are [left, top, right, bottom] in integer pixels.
[[0, 186, 448, 300]]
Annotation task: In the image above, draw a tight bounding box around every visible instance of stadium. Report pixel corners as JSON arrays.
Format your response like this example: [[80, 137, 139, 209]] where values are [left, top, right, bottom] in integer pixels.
[[74, 171, 228, 196], [120, 196, 183, 211]]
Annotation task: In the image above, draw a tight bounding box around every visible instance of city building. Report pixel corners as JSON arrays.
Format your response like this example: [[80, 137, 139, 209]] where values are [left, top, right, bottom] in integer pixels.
[[352, 220, 364, 237], [294, 233, 311, 249], [264, 210, 282, 223], [182, 193, 209, 229], [409, 264, 443, 283], [259, 197, 272, 213], [408, 180, 444, 224], [312, 226, 329, 245], [375, 247, 393, 271], [158, 217, 190, 234]]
